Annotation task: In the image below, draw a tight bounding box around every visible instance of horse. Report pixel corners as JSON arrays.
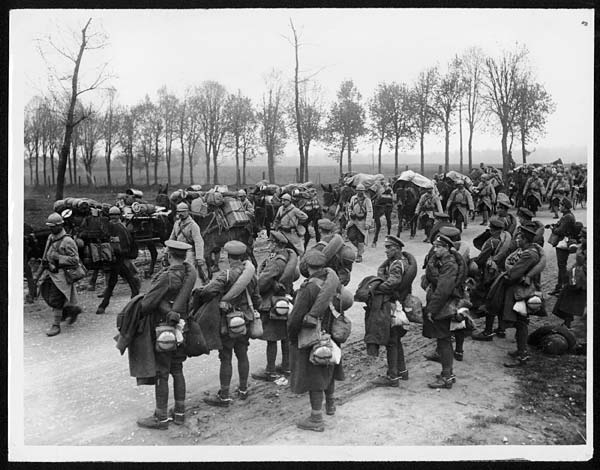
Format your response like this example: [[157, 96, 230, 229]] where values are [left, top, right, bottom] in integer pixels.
[[370, 189, 394, 247], [393, 183, 419, 238], [157, 186, 257, 276], [248, 186, 280, 239], [436, 179, 453, 211], [289, 189, 323, 250], [320, 184, 341, 222]]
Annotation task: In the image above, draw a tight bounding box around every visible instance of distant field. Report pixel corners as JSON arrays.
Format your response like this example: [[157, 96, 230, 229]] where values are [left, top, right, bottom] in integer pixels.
[[24, 161, 490, 190]]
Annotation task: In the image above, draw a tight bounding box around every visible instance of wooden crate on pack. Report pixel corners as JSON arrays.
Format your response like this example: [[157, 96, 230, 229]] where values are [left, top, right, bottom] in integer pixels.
[[222, 197, 250, 228]]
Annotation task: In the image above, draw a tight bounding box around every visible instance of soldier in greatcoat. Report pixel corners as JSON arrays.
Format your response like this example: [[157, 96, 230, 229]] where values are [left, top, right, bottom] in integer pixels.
[[346, 184, 373, 262], [446, 180, 474, 232], [273, 193, 309, 256]]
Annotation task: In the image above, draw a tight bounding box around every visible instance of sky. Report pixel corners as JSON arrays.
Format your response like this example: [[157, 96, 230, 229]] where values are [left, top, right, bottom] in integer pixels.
[[10, 8, 594, 165]]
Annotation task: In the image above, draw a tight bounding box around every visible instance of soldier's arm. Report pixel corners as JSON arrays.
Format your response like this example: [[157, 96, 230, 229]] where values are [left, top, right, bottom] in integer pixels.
[[190, 223, 204, 261], [376, 260, 404, 294], [56, 237, 80, 267]]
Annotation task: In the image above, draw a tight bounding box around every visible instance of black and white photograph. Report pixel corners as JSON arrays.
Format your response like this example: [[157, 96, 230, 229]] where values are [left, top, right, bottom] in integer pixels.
[[8, 7, 593, 462]]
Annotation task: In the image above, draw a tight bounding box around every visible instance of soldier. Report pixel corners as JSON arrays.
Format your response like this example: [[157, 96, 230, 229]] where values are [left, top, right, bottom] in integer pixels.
[[169, 202, 208, 284], [496, 193, 517, 237], [201, 241, 259, 406], [446, 180, 474, 232], [516, 207, 545, 246], [548, 173, 571, 219], [134, 240, 197, 430], [346, 184, 373, 262], [522, 168, 546, 216], [287, 250, 344, 432], [422, 234, 464, 389], [472, 217, 513, 339], [476, 174, 496, 226], [273, 193, 309, 256], [251, 231, 298, 381], [414, 187, 443, 243], [95, 206, 141, 315], [33, 213, 82, 337], [299, 218, 356, 286], [238, 189, 255, 219], [549, 198, 577, 296], [428, 212, 452, 244], [370, 235, 417, 387], [502, 226, 542, 367]]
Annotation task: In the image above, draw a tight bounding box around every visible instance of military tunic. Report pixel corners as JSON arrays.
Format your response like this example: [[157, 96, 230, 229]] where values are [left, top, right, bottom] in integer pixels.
[[274, 203, 308, 255]]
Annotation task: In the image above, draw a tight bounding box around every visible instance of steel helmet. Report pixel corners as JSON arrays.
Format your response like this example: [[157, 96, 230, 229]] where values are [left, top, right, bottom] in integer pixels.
[[281, 193, 292, 201], [109, 206, 121, 216], [46, 212, 64, 227], [176, 202, 190, 212], [238, 189, 247, 196], [356, 183, 366, 191]]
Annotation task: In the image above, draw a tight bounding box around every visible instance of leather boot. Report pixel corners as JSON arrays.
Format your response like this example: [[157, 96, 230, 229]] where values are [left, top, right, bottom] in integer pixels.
[[169, 402, 185, 425], [428, 376, 454, 389], [137, 412, 169, 430], [325, 398, 336, 416], [356, 243, 365, 263], [46, 325, 61, 337], [251, 369, 279, 382], [297, 414, 325, 432]]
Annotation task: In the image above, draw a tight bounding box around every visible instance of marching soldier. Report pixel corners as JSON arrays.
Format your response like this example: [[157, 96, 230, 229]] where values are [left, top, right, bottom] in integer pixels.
[[496, 193, 517, 237], [415, 187, 443, 243], [446, 180, 474, 232], [169, 202, 208, 284], [476, 174, 496, 226], [516, 207, 545, 246], [346, 184, 373, 262], [273, 193, 309, 256], [34, 213, 83, 337], [95, 206, 141, 315]]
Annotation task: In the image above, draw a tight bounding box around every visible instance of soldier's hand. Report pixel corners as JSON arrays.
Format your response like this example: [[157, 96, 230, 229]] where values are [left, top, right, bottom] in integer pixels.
[[166, 311, 181, 325]]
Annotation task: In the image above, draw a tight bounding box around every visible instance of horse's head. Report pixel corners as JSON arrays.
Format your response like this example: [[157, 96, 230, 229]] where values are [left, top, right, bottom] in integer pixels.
[[339, 185, 355, 205], [321, 183, 339, 207]]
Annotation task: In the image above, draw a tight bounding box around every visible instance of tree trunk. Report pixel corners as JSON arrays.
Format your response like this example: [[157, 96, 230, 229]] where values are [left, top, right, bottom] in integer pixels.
[[394, 135, 400, 175], [501, 127, 509, 179], [521, 128, 527, 164], [55, 19, 91, 201], [43, 153, 47, 187], [291, 20, 305, 183], [50, 149, 55, 186], [212, 150, 219, 185], [179, 140, 185, 185], [235, 136, 240, 187], [188, 147, 194, 185], [242, 147, 247, 185], [377, 134, 384, 174], [35, 147, 39, 187], [468, 125, 474, 172], [153, 137, 159, 186], [28, 155, 33, 185], [72, 140, 78, 185], [347, 137, 352, 173], [205, 147, 211, 186], [268, 150, 275, 183], [105, 148, 112, 188], [304, 141, 310, 182], [459, 104, 463, 173], [145, 161, 150, 187], [444, 124, 450, 173], [420, 132, 425, 175]]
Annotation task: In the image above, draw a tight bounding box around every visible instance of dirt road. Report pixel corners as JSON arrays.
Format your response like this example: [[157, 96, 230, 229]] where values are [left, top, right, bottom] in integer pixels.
[[16, 206, 587, 450]]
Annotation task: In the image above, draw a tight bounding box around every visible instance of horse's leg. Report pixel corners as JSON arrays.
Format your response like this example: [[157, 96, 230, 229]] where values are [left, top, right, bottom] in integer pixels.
[[385, 206, 392, 236], [373, 211, 381, 247], [146, 243, 158, 279], [313, 214, 320, 243], [87, 269, 99, 291], [396, 206, 403, 237], [24, 255, 35, 303]]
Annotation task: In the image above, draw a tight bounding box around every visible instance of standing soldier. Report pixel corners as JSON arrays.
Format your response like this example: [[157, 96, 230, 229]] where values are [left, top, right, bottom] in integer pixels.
[[496, 193, 517, 237], [502, 227, 541, 367], [346, 183, 373, 262], [34, 213, 83, 336], [96, 206, 141, 315], [273, 193, 309, 256], [549, 198, 577, 296], [522, 168, 546, 216], [133, 240, 197, 430], [251, 231, 298, 381], [447, 180, 474, 232], [516, 207, 545, 246], [169, 202, 208, 284], [200, 241, 258, 406], [428, 212, 452, 243], [287, 250, 344, 432], [414, 187, 444, 243], [370, 236, 417, 387], [299, 218, 356, 286], [548, 173, 571, 219], [476, 174, 496, 226], [422, 234, 464, 389]]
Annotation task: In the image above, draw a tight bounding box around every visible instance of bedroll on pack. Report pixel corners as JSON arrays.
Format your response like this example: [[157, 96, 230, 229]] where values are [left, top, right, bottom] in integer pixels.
[[205, 191, 224, 207], [131, 202, 156, 215], [126, 188, 144, 198], [222, 197, 251, 228]]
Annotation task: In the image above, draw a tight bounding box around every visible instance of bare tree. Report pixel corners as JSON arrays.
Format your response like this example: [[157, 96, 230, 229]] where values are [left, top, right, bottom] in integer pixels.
[[258, 70, 287, 183], [386, 82, 416, 175], [37, 18, 112, 199], [326, 80, 365, 173], [101, 88, 118, 187], [457, 47, 486, 172], [482, 44, 530, 176], [430, 59, 463, 173], [514, 76, 555, 164], [158, 86, 178, 186], [411, 67, 438, 174], [369, 83, 393, 174], [288, 19, 306, 181], [79, 102, 102, 186], [224, 91, 256, 186], [117, 106, 137, 187]]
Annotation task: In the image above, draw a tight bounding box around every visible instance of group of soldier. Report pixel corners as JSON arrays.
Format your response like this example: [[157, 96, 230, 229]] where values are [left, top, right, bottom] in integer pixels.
[[31, 162, 586, 434]]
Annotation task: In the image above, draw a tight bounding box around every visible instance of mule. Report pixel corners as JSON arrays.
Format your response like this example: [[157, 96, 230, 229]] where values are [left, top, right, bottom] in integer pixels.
[[394, 184, 419, 238], [371, 191, 394, 247]]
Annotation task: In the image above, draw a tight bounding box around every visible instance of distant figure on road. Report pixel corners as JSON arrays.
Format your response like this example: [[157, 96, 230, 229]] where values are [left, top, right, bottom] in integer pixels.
[[346, 184, 373, 263], [34, 212, 82, 337]]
